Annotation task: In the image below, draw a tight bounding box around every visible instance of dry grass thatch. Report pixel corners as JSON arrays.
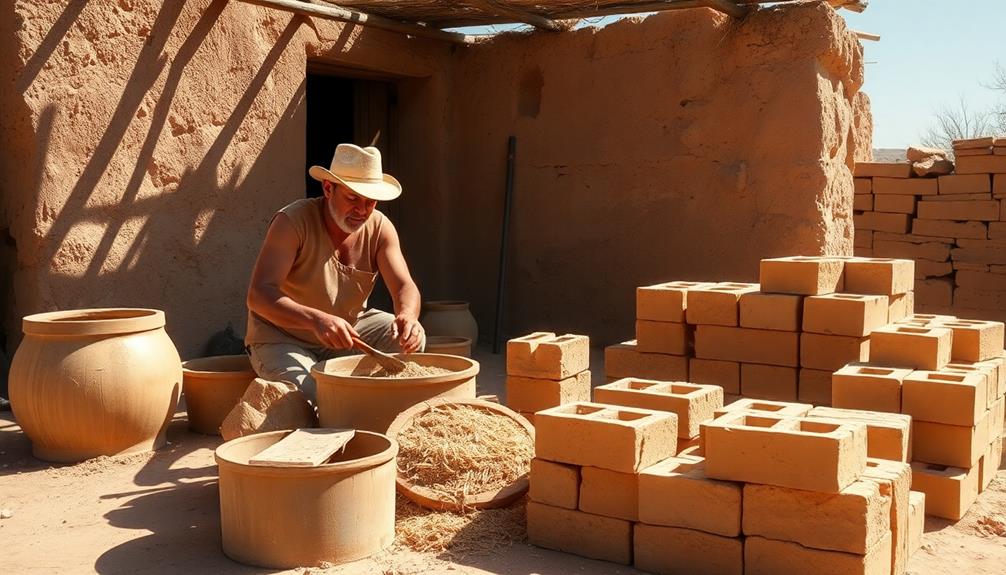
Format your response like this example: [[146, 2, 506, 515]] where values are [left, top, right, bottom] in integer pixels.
[[394, 495, 528, 555]]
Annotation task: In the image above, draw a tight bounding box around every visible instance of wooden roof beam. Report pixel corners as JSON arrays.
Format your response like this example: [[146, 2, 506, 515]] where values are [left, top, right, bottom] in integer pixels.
[[437, 0, 749, 28], [479, 0, 564, 32], [236, 0, 474, 43]]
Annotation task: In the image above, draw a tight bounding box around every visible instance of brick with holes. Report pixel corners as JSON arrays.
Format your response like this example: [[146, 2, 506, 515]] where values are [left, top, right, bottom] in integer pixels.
[[869, 324, 953, 370], [605, 340, 689, 381], [806, 406, 912, 462], [689, 358, 740, 395], [910, 462, 980, 520], [507, 332, 589, 379], [593, 379, 722, 439], [902, 370, 988, 426], [803, 293, 890, 337], [526, 502, 632, 564], [529, 458, 579, 510], [685, 282, 761, 326], [759, 256, 845, 295], [637, 281, 715, 322], [637, 455, 742, 537], [831, 363, 913, 414]]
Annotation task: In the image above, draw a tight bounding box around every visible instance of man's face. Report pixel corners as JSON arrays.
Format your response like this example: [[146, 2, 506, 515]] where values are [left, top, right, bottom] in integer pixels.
[[324, 180, 377, 234]]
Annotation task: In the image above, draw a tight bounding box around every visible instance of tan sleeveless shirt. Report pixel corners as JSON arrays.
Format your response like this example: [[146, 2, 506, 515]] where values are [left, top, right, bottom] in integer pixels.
[[245, 197, 385, 347]]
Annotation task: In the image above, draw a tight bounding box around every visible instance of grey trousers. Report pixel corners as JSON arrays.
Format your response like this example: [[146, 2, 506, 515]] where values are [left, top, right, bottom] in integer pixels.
[[247, 309, 426, 402]]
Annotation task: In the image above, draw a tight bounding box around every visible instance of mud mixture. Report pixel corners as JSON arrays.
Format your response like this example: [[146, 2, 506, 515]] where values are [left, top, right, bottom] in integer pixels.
[[366, 362, 453, 378]]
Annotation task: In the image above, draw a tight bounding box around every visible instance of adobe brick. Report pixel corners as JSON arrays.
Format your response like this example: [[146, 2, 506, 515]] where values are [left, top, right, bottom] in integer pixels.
[[685, 282, 760, 326], [695, 325, 799, 367], [740, 364, 798, 402], [744, 534, 892, 575], [951, 238, 1006, 264], [800, 332, 870, 371], [943, 361, 998, 408], [526, 502, 632, 564], [912, 411, 990, 468], [803, 293, 889, 337], [854, 211, 911, 233], [915, 260, 955, 278], [991, 395, 1004, 438], [529, 458, 579, 509], [798, 368, 833, 406], [909, 462, 980, 520], [954, 153, 1006, 174], [605, 340, 689, 381], [843, 257, 915, 296], [869, 324, 953, 370], [938, 173, 992, 195], [854, 230, 874, 249], [873, 176, 938, 195], [635, 320, 692, 355], [703, 412, 867, 492], [535, 402, 677, 473], [806, 406, 912, 462], [742, 480, 890, 554], [979, 440, 1003, 493], [989, 221, 1006, 239], [637, 281, 715, 322], [579, 466, 638, 521], [638, 456, 742, 537], [854, 194, 874, 211], [927, 192, 993, 201], [688, 358, 740, 395], [954, 287, 1006, 309], [907, 491, 925, 557], [634, 524, 743, 575], [916, 278, 954, 307], [936, 318, 1006, 362], [507, 332, 589, 379], [873, 194, 916, 214], [887, 291, 914, 323], [902, 370, 987, 426], [854, 246, 874, 257], [861, 459, 911, 575], [594, 378, 722, 439], [519, 411, 535, 426], [917, 199, 1000, 221], [854, 162, 912, 178], [912, 218, 988, 240], [759, 256, 845, 295], [712, 397, 812, 418], [872, 238, 951, 262], [831, 363, 912, 414], [996, 174, 1006, 196], [854, 177, 873, 194], [739, 291, 803, 331], [506, 371, 591, 414], [953, 136, 996, 149]]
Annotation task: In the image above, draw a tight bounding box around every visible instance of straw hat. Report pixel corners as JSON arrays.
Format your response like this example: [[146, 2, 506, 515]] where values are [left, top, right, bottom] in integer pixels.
[[309, 144, 402, 201]]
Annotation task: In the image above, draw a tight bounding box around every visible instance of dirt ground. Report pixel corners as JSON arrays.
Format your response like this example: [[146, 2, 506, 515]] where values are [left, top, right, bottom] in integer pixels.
[[2, 348, 1005, 574]]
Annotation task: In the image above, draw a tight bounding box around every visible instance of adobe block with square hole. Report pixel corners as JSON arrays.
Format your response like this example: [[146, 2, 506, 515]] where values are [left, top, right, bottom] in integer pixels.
[[888, 291, 914, 323], [759, 256, 845, 295], [685, 283, 760, 326], [744, 534, 893, 575], [943, 362, 998, 409], [702, 412, 868, 492], [902, 370, 987, 426], [832, 363, 913, 414], [578, 466, 637, 521], [535, 402, 677, 473], [910, 462, 980, 520], [912, 412, 990, 468], [861, 459, 912, 575], [742, 480, 891, 554], [635, 320, 692, 355], [507, 332, 589, 379], [806, 407, 912, 462], [740, 364, 798, 402], [932, 318, 1006, 362], [689, 358, 740, 395], [869, 325, 953, 370], [634, 524, 744, 575], [982, 354, 1006, 397], [605, 340, 689, 381], [506, 371, 591, 414], [529, 458, 579, 510], [739, 292, 803, 331], [798, 368, 833, 406], [526, 501, 632, 564], [593, 379, 722, 439], [843, 257, 915, 296], [712, 397, 813, 418], [907, 491, 925, 557], [637, 281, 715, 322], [801, 333, 871, 371], [638, 455, 742, 537], [803, 293, 890, 337], [694, 326, 799, 367]]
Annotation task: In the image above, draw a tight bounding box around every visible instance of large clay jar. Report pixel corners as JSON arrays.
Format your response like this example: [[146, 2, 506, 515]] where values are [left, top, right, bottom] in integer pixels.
[[181, 355, 256, 435], [216, 430, 397, 568], [9, 308, 181, 462], [423, 335, 472, 358], [420, 300, 479, 343]]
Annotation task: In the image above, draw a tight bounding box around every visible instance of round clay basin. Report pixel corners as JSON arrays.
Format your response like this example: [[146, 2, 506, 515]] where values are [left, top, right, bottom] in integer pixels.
[[387, 398, 533, 511], [424, 336, 473, 358], [313, 353, 479, 432], [215, 429, 398, 568], [181, 355, 256, 435]]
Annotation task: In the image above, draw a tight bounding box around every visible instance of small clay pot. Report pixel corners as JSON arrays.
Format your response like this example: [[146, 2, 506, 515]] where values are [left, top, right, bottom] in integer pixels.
[[423, 335, 472, 357], [181, 355, 256, 435], [420, 300, 479, 342]]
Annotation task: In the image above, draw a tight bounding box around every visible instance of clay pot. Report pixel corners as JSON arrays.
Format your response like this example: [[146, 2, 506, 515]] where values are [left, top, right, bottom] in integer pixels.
[[216, 430, 397, 568], [424, 335, 473, 358], [387, 398, 533, 511], [9, 308, 181, 462], [313, 353, 478, 432], [420, 300, 479, 342], [181, 355, 256, 435]]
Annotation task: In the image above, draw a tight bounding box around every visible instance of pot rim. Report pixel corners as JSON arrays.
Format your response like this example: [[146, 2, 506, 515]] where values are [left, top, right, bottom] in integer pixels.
[[424, 335, 473, 345], [421, 300, 470, 310], [215, 429, 398, 477], [22, 308, 166, 336], [182, 355, 256, 379], [311, 353, 479, 388]]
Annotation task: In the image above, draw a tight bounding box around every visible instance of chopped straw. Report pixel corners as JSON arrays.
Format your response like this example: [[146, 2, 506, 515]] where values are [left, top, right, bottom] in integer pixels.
[[394, 495, 527, 555]]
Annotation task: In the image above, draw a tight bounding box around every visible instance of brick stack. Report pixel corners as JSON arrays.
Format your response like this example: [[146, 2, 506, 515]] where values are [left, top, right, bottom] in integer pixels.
[[505, 332, 591, 424], [832, 315, 1006, 520], [853, 137, 1006, 323]]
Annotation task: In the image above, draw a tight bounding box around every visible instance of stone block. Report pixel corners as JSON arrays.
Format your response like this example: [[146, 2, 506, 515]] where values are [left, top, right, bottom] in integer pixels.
[[694, 326, 799, 367], [507, 332, 589, 379], [912, 219, 988, 240], [803, 293, 890, 337], [759, 256, 845, 295], [917, 199, 1000, 221], [526, 502, 632, 564], [686, 283, 760, 326], [740, 363, 798, 402], [637, 281, 715, 322], [739, 291, 803, 331], [638, 456, 742, 537], [529, 458, 579, 510], [594, 378, 722, 439], [861, 459, 911, 575], [744, 534, 892, 575], [798, 368, 833, 406], [635, 320, 692, 355], [869, 324, 953, 370], [843, 257, 915, 296], [873, 194, 916, 214], [806, 406, 912, 462], [907, 491, 925, 557], [800, 332, 871, 371], [873, 239, 951, 262], [634, 524, 743, 575], [689, 358, 740, 395], [874, 176, 938, 195], [605, 340, 689, 381], [506, 371, 591, 414], [955, 154, 1006, 174], [912, 412, 989, 468], [579, 466, 638, 521], [909, 462, 980, 520], [831, 363, 912, 414], [902, 370, 987, 426], [938, 173, 992, 195], [535, 402, 677, 473], [932, 318, 1005, 362], [854, 163, 912, 178]]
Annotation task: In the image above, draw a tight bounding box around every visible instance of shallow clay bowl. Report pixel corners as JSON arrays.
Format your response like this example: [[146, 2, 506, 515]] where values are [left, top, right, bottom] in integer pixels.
[[386, 397, 534, 512]]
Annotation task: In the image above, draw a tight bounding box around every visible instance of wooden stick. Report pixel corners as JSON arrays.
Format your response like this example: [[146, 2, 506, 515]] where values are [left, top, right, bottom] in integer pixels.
[[854, 30, 880, 42], [438, 0, 746, 28], [236, 0, 473, 44], [479, 0, 563, 31]]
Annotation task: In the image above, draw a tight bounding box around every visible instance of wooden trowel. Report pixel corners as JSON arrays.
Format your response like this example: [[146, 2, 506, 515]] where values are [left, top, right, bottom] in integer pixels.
[[352, 335, 407, 373]]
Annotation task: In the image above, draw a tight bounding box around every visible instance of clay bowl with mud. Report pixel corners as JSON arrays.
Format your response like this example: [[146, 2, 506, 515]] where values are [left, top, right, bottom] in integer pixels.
[[387, 398, 534, 512], [181, 354, 256, 435], [312, 353, 478, 433]]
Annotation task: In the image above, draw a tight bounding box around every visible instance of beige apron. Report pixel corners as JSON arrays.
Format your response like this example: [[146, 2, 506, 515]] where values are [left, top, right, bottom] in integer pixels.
[[245, 198, 384, 347]]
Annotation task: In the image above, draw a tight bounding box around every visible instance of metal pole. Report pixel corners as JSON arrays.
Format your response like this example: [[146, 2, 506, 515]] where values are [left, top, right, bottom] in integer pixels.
[[493, 136, 516, 354]]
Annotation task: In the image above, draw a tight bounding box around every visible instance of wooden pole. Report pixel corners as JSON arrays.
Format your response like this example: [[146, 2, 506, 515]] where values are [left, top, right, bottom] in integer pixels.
[[479, 0, 564, 31], [437, 0, 748, 29]]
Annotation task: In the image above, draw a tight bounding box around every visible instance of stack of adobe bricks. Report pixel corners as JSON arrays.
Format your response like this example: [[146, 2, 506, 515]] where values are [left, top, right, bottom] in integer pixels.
[[527, 394, 925, 575], [853, 137, 1006, 322], [608, 256, 916, 406], [505, 332, 591, 424], [831, 315, 1006, 520]]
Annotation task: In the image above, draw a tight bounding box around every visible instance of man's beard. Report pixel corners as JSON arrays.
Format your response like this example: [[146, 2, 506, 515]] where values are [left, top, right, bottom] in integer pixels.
[[333, 210, 368, 234]]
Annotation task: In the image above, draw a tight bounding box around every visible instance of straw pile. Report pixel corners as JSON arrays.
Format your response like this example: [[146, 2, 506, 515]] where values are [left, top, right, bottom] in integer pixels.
[[396, 403, 534, 506], [394, 495, 527, 554]]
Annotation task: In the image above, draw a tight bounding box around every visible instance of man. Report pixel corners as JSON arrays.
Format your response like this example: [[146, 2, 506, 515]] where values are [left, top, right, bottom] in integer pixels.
[[245, 143, 425, 401]]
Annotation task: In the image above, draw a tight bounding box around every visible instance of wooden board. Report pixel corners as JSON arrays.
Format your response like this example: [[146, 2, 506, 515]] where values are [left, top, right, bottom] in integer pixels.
[[248, 428, 355, 467]]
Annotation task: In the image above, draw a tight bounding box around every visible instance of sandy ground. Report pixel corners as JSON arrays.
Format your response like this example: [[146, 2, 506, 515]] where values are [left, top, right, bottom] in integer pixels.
[[2, 347, 1005, 574]]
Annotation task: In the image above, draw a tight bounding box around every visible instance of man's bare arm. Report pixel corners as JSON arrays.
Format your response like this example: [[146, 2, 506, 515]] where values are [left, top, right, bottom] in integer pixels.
[[375, 219, 422, 352]]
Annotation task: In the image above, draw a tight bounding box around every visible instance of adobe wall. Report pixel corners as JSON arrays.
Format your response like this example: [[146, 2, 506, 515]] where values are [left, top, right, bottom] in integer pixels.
[[0, 0, 452, 358], [443, 2, 865, 344]]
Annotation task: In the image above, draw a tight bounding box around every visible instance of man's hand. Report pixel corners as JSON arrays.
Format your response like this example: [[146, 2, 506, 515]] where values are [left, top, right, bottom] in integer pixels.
[[392, 314, 423, 354], [311, 313, 359, 350]]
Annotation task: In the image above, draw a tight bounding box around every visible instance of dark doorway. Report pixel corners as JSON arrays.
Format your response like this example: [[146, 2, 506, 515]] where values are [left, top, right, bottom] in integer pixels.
[[305, 74, 354, 197]]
